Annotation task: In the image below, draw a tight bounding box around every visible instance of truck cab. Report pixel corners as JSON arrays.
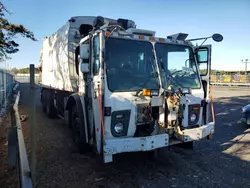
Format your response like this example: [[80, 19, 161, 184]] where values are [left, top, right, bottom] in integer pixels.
[[72, 17, 222, 163]]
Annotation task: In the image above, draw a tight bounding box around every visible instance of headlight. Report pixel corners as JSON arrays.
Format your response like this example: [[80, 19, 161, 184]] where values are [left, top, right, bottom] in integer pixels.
[[114, 122, 124, 133], [111, 110, 131, 137], [188, 104, 200, 126], [190, 113, 197, 122]]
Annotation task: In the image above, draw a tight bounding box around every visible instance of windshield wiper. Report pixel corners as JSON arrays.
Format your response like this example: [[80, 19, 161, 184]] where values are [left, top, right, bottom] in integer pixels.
[[166, 73, 183, 89]]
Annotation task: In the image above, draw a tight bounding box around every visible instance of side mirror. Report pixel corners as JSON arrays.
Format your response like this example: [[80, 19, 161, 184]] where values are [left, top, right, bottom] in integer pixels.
[[80, 44, 89, 59], [80, 62, 89, 73], [196, 48, 209, 76], [212, 33, 223, 42]]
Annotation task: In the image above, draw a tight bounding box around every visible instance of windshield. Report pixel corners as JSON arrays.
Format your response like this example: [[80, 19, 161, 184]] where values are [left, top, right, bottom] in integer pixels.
[[105, 38, 159, 92], [155, 43, 201, 89]]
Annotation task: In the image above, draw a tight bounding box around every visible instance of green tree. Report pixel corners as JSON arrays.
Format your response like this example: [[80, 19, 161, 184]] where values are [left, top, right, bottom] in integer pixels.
[[15, 67, 39, 74], [0, 1, 37, 61], [10, 67, 18, 74]]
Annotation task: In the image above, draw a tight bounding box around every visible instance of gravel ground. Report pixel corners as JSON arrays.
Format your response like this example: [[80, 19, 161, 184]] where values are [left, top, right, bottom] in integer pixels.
[[0, 116, 18, 188], [1, 85, 250, 188]]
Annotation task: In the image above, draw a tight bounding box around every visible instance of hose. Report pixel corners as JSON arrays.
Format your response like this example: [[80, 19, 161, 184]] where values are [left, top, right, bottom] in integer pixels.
[[209, 85, 215, 122]]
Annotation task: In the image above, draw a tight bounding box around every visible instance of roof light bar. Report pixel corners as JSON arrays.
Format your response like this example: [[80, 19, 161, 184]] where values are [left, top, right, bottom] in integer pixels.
[[126, 28, 156, 37]]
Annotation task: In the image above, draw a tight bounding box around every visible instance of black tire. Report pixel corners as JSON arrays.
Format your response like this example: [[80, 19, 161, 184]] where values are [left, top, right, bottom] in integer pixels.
[[70, 105, 89, 154], [41, 90, 47, 113], [46, 91, 57, 118]]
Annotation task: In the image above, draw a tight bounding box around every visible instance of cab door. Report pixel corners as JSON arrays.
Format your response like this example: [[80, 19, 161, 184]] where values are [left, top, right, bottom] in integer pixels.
[[195, 45, 212, 124], [90, 32, 104, 154]]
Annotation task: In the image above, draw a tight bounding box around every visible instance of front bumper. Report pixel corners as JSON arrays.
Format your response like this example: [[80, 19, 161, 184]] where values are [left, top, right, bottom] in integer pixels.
[[103, 123, 214, 163], [176, 122, 215, 142], [103, 133, 169, 163]]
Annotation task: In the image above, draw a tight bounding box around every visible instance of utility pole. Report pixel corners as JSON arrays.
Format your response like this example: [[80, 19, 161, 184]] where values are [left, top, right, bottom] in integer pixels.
[[241, 59, 250, 83], [29, 64, 36, 187]]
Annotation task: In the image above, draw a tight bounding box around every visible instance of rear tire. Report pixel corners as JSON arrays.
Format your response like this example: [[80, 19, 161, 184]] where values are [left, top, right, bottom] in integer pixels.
[[41, 90, 46, 113], [70, 105, 89, 154], [46, 90, 57, 118]]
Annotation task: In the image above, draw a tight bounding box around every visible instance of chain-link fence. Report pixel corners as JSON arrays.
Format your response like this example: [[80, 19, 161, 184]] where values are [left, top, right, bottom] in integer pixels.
[[0, 68, 14, 117]]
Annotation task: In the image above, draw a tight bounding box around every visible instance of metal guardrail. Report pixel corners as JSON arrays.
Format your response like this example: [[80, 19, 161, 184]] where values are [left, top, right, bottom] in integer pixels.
[[7, 84, 33, 188], [14, 91, 33, 188]]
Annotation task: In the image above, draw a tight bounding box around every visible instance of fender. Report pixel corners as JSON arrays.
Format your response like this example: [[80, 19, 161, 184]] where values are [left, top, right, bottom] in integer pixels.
[[65, 94, 89, 144]]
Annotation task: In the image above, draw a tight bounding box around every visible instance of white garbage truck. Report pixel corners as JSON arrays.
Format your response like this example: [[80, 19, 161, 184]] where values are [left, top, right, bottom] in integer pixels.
[[39, 16, 223, 163]]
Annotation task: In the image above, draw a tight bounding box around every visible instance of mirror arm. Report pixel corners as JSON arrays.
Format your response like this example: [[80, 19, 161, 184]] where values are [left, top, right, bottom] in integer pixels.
[[194, 38, 208, 53], [187, 36, 211, 42], [188, 33, 223, 43], [199, 38, 207, 47]]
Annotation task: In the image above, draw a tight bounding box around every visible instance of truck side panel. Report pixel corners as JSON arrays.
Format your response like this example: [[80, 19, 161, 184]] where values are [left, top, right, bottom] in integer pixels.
[[40, 22, 73, 92]]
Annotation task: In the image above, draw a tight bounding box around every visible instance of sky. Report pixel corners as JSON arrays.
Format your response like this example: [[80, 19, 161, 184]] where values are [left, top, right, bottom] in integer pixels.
[[2, 0, 250, 70]]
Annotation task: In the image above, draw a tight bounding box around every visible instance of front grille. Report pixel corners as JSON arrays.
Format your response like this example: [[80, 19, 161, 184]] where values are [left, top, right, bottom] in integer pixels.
[[136, 104, 154, 124]]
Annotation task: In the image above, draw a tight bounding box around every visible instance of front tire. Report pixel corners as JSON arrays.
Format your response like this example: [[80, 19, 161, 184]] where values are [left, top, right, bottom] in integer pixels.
[[41, 90, 46, 113], [42, 91, 47, 113], [70, 105, 89, 154]]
